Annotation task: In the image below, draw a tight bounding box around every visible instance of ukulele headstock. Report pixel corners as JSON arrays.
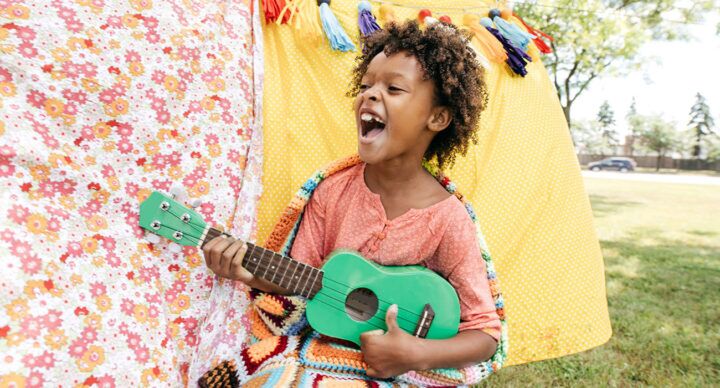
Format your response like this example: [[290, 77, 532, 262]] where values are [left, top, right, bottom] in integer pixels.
[[139, 191, 208, 247]]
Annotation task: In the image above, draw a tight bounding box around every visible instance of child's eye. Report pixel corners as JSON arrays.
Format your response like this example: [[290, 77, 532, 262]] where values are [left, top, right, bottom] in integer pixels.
[[359, 84, 370, 91], [388, 86, 404, 92]]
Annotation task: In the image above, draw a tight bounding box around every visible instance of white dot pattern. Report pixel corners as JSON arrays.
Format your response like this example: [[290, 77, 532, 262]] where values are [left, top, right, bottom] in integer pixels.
[[258, 0, 611, 365]]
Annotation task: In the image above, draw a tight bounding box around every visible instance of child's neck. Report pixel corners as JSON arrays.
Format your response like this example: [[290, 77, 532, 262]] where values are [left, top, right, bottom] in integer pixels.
[[364, 158, 449, 221], [364, 158, 431, 198]]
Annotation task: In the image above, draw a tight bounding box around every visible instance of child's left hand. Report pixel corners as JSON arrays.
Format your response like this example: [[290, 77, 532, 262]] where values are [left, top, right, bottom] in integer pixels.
[[359, 304, 424, 379]]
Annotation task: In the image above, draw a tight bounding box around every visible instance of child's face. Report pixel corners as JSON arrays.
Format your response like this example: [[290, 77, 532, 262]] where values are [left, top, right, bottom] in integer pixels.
[[354, 51, 447, 166]]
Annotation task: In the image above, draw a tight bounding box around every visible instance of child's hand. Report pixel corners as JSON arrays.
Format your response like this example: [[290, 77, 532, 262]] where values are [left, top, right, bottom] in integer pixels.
[[202, 236, 288, 294], [359, 304, 424, 379], [202, 236, 254, 283]]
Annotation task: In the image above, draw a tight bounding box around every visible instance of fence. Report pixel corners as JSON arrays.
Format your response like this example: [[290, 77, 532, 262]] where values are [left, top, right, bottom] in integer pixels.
[[577, 154, 720, 171]]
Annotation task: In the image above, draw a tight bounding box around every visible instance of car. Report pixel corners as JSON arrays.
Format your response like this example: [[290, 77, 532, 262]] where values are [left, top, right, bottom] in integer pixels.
[[587, 157, 636, 172]]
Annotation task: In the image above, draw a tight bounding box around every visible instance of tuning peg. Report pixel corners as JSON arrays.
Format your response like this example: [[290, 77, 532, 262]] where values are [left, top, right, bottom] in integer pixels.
[[168, 242, 183, 253], [190, 199, 202, 209], [145, 233, 161, 244], [169, 184, 187, 200]]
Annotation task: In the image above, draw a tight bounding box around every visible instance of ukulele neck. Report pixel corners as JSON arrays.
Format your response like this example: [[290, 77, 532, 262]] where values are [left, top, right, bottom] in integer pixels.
[[202, 228, 323, 298]]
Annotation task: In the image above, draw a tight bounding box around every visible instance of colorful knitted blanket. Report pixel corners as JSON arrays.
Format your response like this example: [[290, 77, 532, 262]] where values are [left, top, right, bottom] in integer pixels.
[[199, 155, 508, 387]]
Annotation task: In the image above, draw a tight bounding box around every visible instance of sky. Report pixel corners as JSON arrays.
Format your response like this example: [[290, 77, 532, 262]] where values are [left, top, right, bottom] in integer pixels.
[[572, 14, 720, 137]]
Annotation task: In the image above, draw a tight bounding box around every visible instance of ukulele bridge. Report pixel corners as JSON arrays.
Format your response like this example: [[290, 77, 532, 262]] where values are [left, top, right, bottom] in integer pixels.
[[412, 304, 435, 338]]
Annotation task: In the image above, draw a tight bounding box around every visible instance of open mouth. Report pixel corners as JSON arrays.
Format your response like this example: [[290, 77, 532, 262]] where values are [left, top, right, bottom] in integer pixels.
[[360, 112, 386, 139]]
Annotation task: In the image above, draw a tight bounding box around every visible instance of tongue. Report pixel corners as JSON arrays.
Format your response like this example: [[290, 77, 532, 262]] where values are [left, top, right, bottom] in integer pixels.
[[365, 127, 383, 139]]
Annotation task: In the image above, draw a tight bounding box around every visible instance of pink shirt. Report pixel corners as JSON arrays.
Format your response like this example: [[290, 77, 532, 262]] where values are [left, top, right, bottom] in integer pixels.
[[290, 163, 501, 340]]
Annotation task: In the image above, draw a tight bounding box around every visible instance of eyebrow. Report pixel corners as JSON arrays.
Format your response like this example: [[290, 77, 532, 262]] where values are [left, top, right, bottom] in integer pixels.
[[363, 71, 412, 83]]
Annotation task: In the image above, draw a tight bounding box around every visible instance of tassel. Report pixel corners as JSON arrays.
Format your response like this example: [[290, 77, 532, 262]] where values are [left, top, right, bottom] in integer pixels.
[[480, 17, 532, 77], [493, 15, 534, 51], [263, 0, 290, 24], [512, 12, 554, 54], [278, 0, 323, 40], [378, 3, 397, 26], [462, 13, 507, 63], [318, 0, 355, 52], [358, 0, 381, 38]]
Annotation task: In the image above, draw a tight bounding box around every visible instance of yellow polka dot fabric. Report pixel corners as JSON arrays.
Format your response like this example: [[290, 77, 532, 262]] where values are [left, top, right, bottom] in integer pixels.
[[259, 0, 611, 365]]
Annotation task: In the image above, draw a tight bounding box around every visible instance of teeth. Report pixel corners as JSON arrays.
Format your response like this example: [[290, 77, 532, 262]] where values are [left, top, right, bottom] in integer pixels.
[[361, 113, 384, 123]]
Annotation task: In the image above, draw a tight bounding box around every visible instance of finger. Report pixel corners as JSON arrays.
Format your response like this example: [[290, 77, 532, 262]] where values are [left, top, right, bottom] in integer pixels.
[[211, 237, 234, 269], [385, 304, 399, 332], [221, 240, 244, 274], [229, 243, 253, 282], [365, 367, 378, 378], [202, 236, 225, 267], [360, 330, 384, 345]]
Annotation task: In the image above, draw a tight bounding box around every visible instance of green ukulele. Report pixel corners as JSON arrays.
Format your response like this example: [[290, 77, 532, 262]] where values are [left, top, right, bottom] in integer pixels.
[[139, 191, 460, 345]]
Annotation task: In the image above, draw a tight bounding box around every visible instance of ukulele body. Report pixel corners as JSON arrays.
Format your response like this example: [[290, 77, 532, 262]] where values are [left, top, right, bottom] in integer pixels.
[[307, 251, 460, 345]]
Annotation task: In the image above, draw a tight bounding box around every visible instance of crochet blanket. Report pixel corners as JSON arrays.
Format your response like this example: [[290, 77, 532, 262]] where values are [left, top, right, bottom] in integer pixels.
[[200, 155, 507, 387]]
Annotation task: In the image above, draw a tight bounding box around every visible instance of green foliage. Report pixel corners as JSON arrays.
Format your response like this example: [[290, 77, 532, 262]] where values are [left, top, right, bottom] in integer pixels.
[[688, 92, 716, 158], [597, 100, 619, 146], [515, 0, 718, 128], [636, 115, 680, 169], [573, 118, 619, 155]]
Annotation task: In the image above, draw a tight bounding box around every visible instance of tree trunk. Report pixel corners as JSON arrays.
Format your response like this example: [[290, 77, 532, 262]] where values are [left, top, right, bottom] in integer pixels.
[[656, 154, 661, 171], [563, 103, 571, 129]]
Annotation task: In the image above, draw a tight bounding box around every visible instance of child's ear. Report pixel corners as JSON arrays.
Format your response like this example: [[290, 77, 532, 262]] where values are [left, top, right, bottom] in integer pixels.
[[427, 106, 452, 133]]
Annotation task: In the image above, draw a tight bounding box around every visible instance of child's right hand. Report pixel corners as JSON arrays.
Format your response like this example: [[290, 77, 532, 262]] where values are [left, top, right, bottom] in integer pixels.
[[202, 236, 287, 294], [202, 236, 255, 284]]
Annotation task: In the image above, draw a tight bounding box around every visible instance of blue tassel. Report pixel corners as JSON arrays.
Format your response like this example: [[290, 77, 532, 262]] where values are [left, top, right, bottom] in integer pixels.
[[493, 16, 535, 51], [318, 1, 355, 52]]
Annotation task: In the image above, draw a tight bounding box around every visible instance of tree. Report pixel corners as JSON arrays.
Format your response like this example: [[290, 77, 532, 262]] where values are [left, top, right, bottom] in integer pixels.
[[597, 100, 618, 154], [638, 115, 679, 171], [626, 97, 642, 156], [515, 0, 718, 128], [572, 119, 604, 155], [688, 92, 716, 158]]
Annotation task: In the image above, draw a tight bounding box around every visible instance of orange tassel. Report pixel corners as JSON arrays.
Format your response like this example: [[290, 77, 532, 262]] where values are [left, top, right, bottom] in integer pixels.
[[378, 3, 397, 26], [263, 0, 290, 24], [278, 0, 323, 40]]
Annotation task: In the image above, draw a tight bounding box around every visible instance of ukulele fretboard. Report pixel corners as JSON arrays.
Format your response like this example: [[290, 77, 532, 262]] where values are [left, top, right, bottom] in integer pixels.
[[202, 228, 323, 298]]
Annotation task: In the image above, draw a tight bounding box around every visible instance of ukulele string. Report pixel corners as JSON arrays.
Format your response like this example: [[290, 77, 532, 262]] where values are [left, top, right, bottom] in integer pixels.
[[156, 212, 428, 320], [237, 259, 423, 327]]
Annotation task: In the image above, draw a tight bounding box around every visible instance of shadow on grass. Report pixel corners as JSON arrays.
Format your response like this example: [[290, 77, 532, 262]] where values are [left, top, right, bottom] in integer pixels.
[[479, 229, 719, 387], [688, 229, 718, 238], [589, 194, 641, 217]]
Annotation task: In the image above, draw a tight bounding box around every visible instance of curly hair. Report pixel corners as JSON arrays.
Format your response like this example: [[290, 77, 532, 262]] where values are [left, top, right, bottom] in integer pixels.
[[348, 20, 488, 169]]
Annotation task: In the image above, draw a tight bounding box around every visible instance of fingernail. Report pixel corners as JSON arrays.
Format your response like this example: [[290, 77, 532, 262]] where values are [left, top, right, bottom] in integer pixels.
[[390, 304, 398, 313]]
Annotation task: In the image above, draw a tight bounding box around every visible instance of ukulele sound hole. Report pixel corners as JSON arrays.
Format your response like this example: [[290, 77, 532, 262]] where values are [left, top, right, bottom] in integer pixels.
[[344, 288, 378, 322]]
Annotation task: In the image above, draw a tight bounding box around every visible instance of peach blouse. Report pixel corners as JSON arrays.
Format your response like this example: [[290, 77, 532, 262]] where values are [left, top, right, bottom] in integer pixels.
[[290, 163, 501, 340]]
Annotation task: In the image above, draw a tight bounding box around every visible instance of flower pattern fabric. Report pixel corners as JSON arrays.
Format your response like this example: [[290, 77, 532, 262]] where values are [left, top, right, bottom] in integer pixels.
[[0, 0, 263, 385]]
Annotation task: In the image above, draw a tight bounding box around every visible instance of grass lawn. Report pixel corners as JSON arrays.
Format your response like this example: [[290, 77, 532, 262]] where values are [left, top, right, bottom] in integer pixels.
[[480, 178, 720, 386]]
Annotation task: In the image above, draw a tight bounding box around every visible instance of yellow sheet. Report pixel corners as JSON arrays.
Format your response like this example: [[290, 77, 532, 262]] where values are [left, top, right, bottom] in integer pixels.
[[258, 0, 610, 365]]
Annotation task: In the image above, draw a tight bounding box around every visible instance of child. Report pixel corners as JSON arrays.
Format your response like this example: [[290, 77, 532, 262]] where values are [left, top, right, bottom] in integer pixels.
[[203, 20, 502, 384]]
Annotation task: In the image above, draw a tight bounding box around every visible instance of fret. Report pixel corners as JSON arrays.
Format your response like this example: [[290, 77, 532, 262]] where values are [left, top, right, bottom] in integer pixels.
[[299, 265, 313, 297], [260, 249, 273, 280], [286, 260, 299, 292], [294, 264, 307, 294], [268, 253, 281, 284], [277, 255, 290, 290], [245, 244, 260, 274], [201, 228, 220, 248], [306, 268, 320, 298]]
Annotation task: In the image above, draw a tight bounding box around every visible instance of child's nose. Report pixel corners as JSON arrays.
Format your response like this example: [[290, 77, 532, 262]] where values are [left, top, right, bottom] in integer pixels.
[[364, 86, 380, 101]]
